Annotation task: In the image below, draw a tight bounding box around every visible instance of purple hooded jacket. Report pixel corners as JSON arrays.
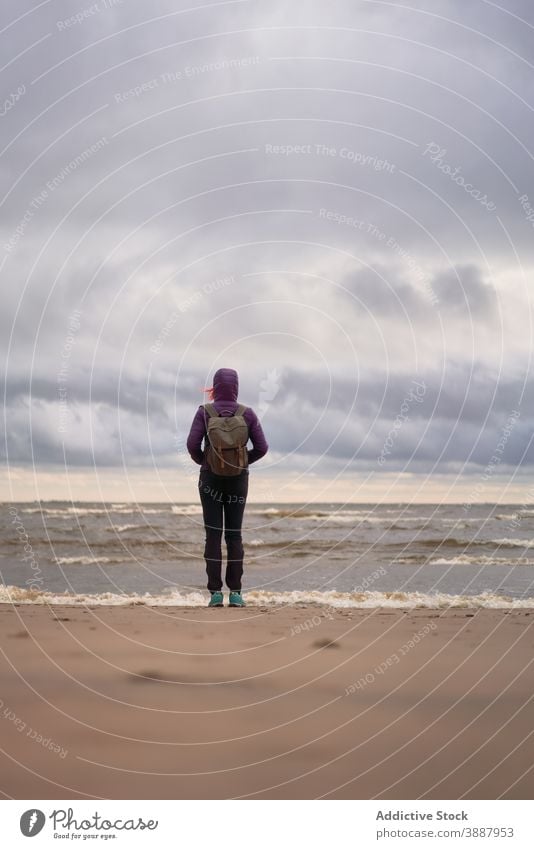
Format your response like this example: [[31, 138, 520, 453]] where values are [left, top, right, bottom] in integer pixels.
[[186, 368, 269, 472]]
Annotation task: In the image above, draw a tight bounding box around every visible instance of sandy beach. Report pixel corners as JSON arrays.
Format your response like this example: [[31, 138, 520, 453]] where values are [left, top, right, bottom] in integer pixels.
[[0, 602, 532, 800]]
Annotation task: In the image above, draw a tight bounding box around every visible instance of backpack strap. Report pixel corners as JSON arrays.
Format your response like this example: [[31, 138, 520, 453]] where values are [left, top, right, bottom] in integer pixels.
[[203, 403, 219, 417], [204, 403, 247, 417]]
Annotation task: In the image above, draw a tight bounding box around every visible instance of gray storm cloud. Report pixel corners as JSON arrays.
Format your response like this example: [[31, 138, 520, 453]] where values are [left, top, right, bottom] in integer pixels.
[[1, 0, 533, 491]]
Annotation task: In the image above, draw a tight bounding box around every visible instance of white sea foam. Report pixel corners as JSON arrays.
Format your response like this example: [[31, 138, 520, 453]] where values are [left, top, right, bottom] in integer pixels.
[[249, 508, 370, 521], [496, 511, 534, 520], [250, 511, 443, 527], [492, 538, 534, 548], [0, 585, 532, 608], [392, 556, 425, 564], [310, 514, 358, 524], [299, 513, 389, 525], [441, 517, 486, 525], [21, 506, 137, 517], [111, 524, 143, 533], [429, 555, 534, 566], [171, 505, 203, 515], [54, 556, 130, 565]]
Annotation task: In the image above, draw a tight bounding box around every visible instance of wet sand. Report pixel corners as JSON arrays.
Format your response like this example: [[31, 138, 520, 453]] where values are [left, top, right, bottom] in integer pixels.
[[0, 603, 532, 799]]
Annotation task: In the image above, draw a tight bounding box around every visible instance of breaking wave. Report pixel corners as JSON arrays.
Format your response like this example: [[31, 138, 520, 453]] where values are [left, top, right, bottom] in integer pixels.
[[429, 555, 534, 566], [54, 556, 131, 565], [0, 585, 532, 609], [21, 506, 138, 517], [171, 505, 203, 515], [491, 538, 534, 548]]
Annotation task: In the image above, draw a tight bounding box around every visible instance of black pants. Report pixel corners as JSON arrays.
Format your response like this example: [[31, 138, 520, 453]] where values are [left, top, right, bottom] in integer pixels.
[[198, 469, 249, 592]]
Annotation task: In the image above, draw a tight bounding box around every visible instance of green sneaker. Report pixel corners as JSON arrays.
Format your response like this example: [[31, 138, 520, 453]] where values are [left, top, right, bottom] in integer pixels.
[[208, 591, 224, 607], [228, 591, 246, 607]]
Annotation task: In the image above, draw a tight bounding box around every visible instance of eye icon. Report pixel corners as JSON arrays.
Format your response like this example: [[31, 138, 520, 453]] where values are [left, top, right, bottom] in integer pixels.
[[20, 809, 46, 837]]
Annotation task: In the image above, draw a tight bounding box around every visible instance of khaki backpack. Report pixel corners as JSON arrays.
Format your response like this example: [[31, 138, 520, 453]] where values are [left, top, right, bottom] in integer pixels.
[[203, 403, 249, 476]]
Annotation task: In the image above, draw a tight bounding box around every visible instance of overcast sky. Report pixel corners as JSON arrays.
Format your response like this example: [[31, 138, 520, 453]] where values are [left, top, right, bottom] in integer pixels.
[[1, 0, 533, 502]]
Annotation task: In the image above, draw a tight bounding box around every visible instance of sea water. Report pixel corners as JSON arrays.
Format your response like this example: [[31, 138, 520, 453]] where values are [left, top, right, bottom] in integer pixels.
[[1, 501, 533, 607]]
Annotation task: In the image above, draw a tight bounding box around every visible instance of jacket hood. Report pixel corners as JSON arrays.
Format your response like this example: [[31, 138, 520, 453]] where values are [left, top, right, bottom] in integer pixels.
[[213, 368, 239, 402]]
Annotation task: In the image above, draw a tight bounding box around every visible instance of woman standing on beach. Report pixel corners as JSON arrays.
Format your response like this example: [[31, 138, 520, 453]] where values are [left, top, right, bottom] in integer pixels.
[[187, 368, 269, 607]]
